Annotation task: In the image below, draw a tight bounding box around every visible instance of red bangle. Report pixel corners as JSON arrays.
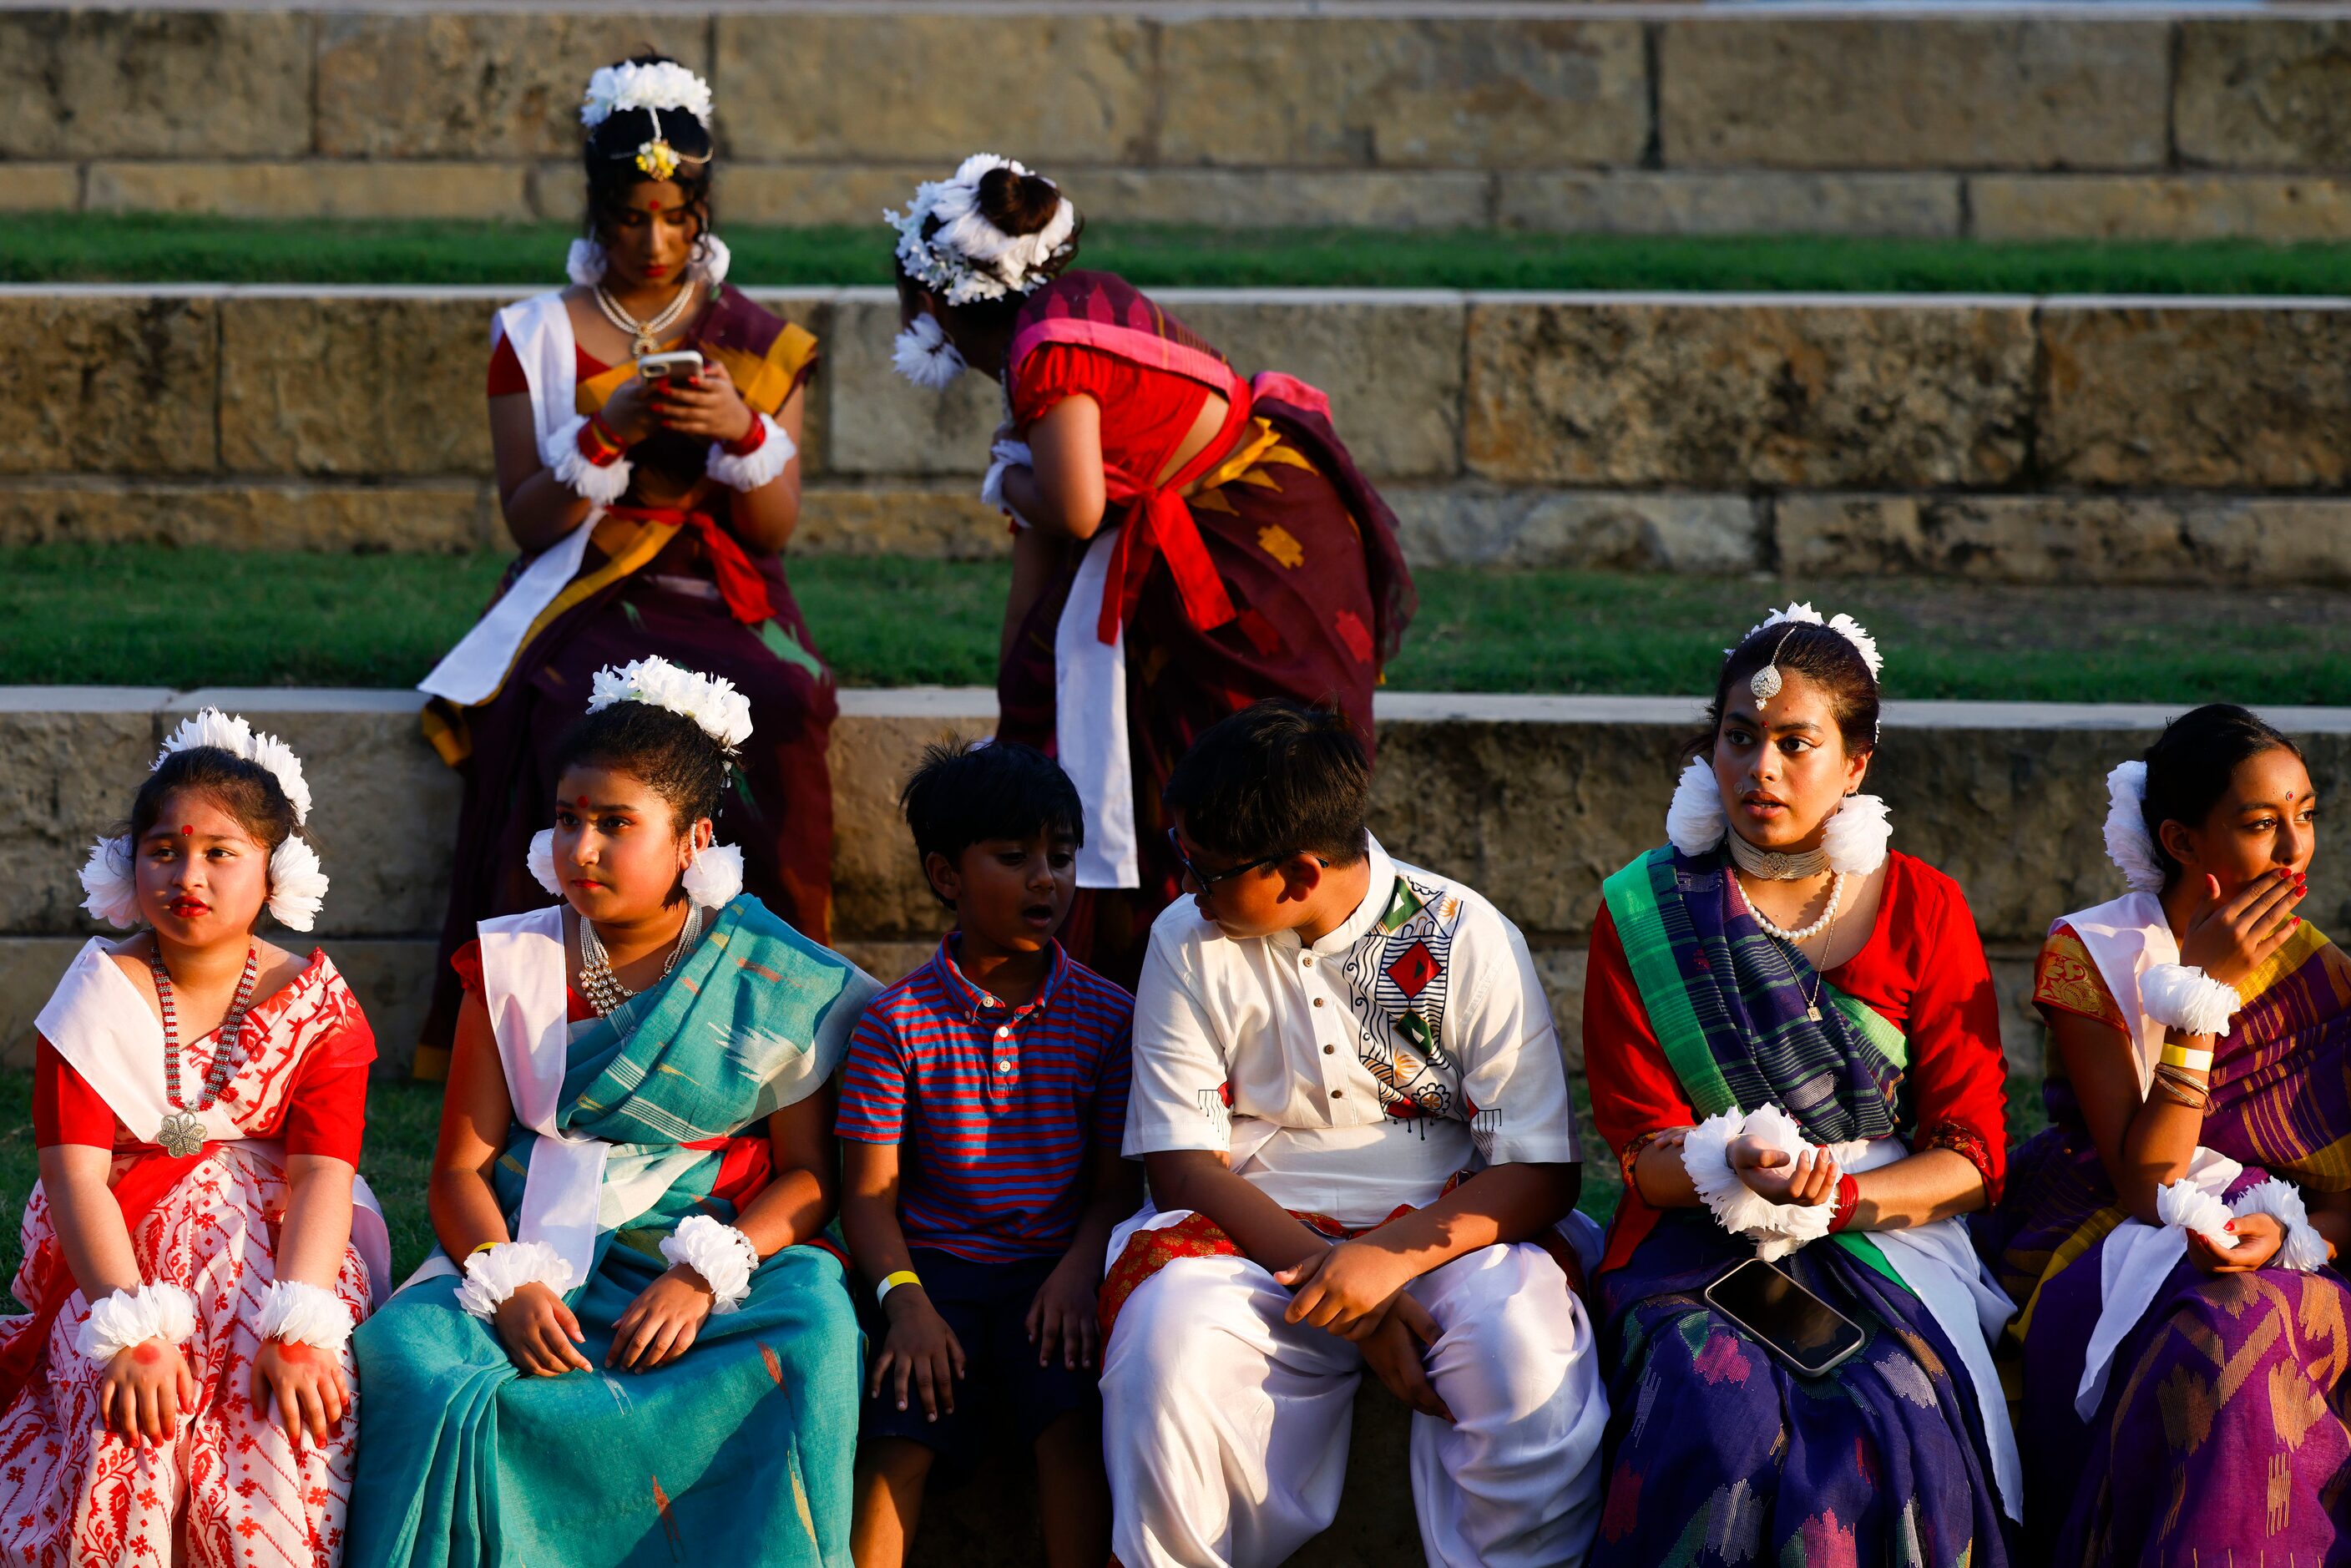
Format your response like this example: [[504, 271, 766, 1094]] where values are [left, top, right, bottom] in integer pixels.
[[722, 415, 767, 458], [1828, 1173, 1861, 1233], [579, 413, 624, 466]]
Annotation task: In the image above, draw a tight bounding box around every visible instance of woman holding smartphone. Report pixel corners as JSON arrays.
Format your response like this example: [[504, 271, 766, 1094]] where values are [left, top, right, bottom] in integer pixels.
[[415, 54, 833, 1073], [1580, 605, 2019, 1566]]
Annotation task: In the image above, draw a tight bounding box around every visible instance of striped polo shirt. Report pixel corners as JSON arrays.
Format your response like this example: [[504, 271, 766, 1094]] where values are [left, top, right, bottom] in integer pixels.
[[837, 936, 1135, 1263]]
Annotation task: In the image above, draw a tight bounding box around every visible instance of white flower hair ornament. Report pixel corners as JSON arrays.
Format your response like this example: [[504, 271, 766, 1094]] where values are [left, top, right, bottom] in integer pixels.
[[892, 312, 968, 390], [2103, 760, 2168, 894], [570, 63, 727, 285], [887, 154, 1078, 309], [78, 708, 328, 932]]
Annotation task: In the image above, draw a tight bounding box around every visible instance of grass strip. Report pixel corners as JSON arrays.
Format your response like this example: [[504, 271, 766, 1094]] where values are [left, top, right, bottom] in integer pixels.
[[1, 546, 2343, 706], [7, 214, 2351, 296]]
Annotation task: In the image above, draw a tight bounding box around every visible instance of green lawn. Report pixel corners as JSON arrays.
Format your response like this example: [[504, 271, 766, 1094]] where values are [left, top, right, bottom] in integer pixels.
[[8, 213, 2351, 295], [2, 546, 2347, 706]]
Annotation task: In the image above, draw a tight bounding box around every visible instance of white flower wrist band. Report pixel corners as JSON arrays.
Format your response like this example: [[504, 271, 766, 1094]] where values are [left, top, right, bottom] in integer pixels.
[[256, 1279, 354, 1352], [704, 414, 795, 493], [76, 1282, 198, 1364], [454, 1240, 578, 1321], [659, 1214, 759, 1313], [1679, 1105, 1843, 1262], [2157, 1176, 2329, 1272], [2141, 964, 2242, 1038]]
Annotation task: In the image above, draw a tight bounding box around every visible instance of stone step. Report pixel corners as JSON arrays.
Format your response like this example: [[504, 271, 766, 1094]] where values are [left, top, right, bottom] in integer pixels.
[[9, 285, 2351, 583], [6, 684, 2348, 1075], [13, 6, 2351, 241]]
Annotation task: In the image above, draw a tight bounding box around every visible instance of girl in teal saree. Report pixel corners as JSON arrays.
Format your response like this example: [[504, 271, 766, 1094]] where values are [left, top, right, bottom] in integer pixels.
[[348, 657, 874, 1568]]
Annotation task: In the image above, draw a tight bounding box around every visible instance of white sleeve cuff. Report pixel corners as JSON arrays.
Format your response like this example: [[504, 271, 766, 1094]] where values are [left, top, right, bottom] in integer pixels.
[[75, 1282, 198, 1365], [2141, 964, 2241, 1037], [2231, 1177, 2331, 1272], [1681, 1105, 1838, 1261], [256, 1278, 354, 1350], [544, 415, 633, 504], [704, 414, 796, 492], [453, 1240, 578, 1321], [659, 1215, 759, 1313]]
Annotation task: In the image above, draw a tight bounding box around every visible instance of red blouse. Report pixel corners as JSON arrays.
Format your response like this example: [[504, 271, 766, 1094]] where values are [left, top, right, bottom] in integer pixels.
[[452, 938, 596, 1023], [486, 334, 610, 397], [1583, 851, 2010, 1272], [1011, 343, 1221, 496]]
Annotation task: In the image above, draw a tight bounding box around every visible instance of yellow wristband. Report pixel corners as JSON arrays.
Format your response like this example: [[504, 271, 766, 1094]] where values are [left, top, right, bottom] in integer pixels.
[[875, 1269, 921, 1307], [468, 1241, 501, 1257], [2160, 1043, 2214, 1073]]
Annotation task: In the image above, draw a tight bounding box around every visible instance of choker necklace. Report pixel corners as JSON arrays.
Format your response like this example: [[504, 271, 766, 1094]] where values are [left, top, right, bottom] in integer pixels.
[[594, 278, 696, 359], [149, 943, 260, 1156], [1725, 831, 1828, 882], [577, 903, 703, 1017]]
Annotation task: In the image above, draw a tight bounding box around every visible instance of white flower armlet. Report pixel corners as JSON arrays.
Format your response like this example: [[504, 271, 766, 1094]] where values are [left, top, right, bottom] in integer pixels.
[[705, 414, 795, 492], [2141, 964, 2241, 1037], [256, 1279, 354, 1351], [76, 1282, 198, 1365], [454, 1241, 578, 1321], [1680, 1105, 1838, 1262], [544, 414, 633, 505], [2232, 1178, 2331, 1272], [659, 1214, 759, 1313]]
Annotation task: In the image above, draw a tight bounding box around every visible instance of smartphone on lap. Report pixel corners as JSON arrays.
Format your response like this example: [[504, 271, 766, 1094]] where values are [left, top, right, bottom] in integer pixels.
[[1702, 1256, 1866, 1378]]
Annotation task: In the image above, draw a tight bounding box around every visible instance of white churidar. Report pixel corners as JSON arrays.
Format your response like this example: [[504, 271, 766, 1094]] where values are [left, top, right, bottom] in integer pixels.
[[76, 1282, 199, 1365], [659, 1215, 758, 1313]]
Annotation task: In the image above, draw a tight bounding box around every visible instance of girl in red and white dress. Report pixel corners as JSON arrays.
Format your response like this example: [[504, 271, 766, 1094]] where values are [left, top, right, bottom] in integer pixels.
[[0, 711, 390, 1568]]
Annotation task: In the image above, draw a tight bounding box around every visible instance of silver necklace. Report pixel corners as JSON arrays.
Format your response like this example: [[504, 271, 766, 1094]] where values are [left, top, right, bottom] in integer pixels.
[[1725, 830, 1829, 882], [594, 278, 696, 359], [149, 944, 260, 1156], [576, 904, 703, 1017], [1738, 870, 1846, 1023]]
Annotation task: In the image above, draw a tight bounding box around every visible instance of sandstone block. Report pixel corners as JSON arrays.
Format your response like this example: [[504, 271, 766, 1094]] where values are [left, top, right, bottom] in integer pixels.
[[826, 703, 993, 943], [2177, 21, 2351, 171], [1971, 174, 2351, 242], [316, 938, 439, 1077], [1660, 18, 2168, 170], [0, 704, 171, 936], [715, 14, 1150, 164], [316, 13, 706, 160], [1497, 172, 1961, 238], [0, 479, 496, 552], [0, 296, 218, 476], [219, 296, 496, 477], [1779, 493, 2351, 585], [1081, 169, 1493, 230], [0, 10, 311, 159], [796, 488, 1013, 560], [708, 164, 934, 229], [1388, 488, 1762, 572], [2038, 303, 2351, 490], [87, 161, 528, 220], [1464, 298, 2036, 489], [1159, 18, 1646, 169], [0, 164, 80, 212], [822, 294, 1039, 479]]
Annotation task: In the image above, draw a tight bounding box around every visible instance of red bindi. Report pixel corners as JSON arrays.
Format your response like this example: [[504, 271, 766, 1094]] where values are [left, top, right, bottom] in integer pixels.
[[179, 826, 193, 836], [576, 796, 592, 807]]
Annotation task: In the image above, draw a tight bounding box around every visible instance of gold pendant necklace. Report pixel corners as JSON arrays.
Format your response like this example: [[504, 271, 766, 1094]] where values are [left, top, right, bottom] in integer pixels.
[[594, 280, 695, 362]]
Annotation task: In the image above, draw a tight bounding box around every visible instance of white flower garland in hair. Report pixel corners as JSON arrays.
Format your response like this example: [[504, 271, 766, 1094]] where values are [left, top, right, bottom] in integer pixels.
[[587, 656, 753, 752], [530, 829, 741, 910], [2103, 760, 2167, 893], [1663, 758, 1889, 875], [580, 61, 712, 129], [79, 708, 329, 931], [887, 153, 1079, 308], [892, 313, 968, 389], [1737, 601, 1884, 682]]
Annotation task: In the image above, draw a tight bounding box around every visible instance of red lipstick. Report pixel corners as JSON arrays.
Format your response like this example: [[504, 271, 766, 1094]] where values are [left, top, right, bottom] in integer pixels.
[[169, 897, 210, 918]]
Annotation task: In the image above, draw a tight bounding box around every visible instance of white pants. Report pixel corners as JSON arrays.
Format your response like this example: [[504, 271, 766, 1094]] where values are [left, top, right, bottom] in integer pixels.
[[1101, 1239, 1607, 1568]]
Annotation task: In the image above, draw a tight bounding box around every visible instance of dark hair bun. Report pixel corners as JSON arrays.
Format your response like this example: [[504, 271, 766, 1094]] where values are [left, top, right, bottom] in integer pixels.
[[978, 165, 1064, 238]]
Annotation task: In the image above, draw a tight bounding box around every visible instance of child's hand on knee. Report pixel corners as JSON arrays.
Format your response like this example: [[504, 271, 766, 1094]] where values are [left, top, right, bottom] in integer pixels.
[[493, 1281, 592, 1377], [1276, 1240, 1412, 1339], [1358, 1294, 1454, 1424], [609, 1268, 717, 1372], [251, 1339, 348, 1448], [871, 1288, 965, 1422], [98, 1338, 196, 1447], [1025, 1256, 1102, 1370]]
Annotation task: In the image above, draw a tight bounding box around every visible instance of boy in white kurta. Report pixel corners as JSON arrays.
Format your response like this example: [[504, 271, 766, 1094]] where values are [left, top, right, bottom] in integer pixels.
[[1100, 701, 1606, 1568]]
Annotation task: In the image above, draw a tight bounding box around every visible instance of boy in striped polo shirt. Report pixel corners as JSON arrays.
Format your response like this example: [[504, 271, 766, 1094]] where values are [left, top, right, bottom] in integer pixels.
[[838, 740, 1137, 1568]]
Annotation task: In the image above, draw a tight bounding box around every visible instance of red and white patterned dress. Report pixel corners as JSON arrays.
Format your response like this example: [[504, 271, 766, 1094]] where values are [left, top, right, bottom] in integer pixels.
[[0, 946, 381, 1568]]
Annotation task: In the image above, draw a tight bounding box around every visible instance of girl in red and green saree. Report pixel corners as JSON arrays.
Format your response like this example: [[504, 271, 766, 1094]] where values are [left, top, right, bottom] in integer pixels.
[[346, 658, 874, 1568], [885, 155, 1416, 988], [417, 55, 835, 1075], [1582, 604, 2020, 1566], [1978, 704, 2351, 1563]]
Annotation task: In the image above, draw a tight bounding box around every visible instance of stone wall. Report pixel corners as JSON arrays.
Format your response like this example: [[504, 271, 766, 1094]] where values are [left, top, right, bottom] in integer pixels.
[[8, 285, 2351, 584], [9, 6, 2351, 241], [6, 686, 2348, 1079]]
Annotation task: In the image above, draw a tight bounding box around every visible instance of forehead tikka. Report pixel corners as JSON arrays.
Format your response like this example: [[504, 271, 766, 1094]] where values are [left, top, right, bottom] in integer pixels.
[[1750, 626, 1800, 709]]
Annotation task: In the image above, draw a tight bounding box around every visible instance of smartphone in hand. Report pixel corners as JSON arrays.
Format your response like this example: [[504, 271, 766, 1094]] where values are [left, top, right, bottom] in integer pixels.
[[637, 350, 705, 387]]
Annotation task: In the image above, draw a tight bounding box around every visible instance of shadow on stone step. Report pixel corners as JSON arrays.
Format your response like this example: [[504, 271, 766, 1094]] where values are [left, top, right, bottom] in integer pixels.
[[907, 1377, 1418, 1568]]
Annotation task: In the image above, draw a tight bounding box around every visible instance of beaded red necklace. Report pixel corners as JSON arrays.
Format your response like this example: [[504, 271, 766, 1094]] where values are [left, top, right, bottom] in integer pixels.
[[148, 944, 259, 1157]]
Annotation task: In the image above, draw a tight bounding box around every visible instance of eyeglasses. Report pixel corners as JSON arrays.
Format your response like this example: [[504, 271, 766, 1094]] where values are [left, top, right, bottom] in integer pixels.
[[1165, 827, 1286, 891]]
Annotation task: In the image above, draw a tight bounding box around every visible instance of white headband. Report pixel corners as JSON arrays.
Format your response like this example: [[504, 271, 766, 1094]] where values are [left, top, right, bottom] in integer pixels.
[[78, 709, 328, 932], [887, 154, 1078, 307], [1735, 601, 1884, 682], [580, 61, 712, 130]]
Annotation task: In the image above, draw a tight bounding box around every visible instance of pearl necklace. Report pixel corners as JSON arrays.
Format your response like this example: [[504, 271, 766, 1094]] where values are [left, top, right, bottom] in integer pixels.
[[577, 904, 703, 1017], [1743, 869, 1845, 944], [594, 278, 696, 359]]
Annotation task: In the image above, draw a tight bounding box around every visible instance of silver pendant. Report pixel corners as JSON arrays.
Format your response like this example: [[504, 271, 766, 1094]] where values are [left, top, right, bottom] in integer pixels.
[[155, 1110, 205, 1158], [1749, 663, 1784, 706]]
